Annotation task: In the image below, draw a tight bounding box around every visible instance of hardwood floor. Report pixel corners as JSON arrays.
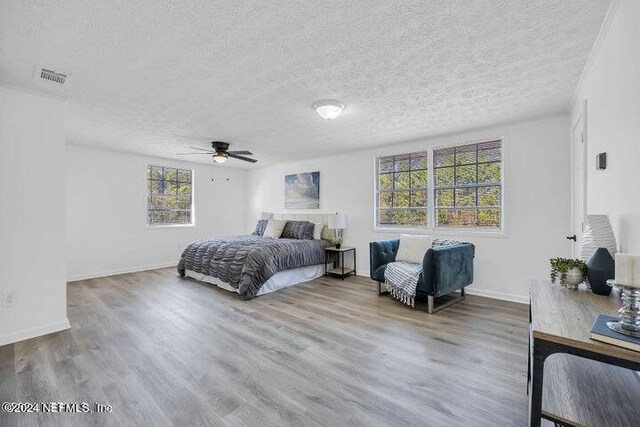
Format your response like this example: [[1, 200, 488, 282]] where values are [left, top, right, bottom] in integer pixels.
[[0, 268, 529, 426]]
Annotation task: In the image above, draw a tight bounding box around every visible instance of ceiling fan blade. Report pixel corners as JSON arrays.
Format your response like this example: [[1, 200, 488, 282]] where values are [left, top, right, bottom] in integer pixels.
[[228, 153, 258, 163], [176, 152, 213, 155], [227, 150, 253, 155], [189, 146, 215, 152]]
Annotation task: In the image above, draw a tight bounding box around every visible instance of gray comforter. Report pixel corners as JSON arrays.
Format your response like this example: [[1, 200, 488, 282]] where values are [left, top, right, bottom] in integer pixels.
[[178, 235, 329, 299]]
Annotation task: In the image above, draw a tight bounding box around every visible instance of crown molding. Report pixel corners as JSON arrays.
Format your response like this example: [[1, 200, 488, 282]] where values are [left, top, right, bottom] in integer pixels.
[[570, 0, 622, 109]]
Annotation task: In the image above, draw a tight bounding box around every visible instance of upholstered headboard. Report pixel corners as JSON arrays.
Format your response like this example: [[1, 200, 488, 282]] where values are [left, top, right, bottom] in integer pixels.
[[271, 212, 330, 225]]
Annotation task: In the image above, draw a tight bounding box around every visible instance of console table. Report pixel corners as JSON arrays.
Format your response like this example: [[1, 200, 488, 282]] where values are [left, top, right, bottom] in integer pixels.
[[529, 279, 640, 426]]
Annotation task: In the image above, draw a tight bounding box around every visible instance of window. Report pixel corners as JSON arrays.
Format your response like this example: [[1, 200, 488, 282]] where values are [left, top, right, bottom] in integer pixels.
[[147, 165, 193, 226], [375, 139, 503, 231], [433, 140, 502, 229], [376, 151, 429, 227]]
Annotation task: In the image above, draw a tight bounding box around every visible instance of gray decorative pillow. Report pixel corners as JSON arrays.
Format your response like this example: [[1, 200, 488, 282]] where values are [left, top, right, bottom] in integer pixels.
[[252, 219, 268, 236], [299, 222, 315, 240], [281, 221, 316, 239], [281, 221, 305, 239]]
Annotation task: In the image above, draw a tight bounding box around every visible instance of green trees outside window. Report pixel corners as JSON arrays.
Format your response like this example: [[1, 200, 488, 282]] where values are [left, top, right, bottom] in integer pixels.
[[377, 151, 429, 227], [433, 140, 502, 228], [375, 140, 502, 230], [147, 165, 193, 225]]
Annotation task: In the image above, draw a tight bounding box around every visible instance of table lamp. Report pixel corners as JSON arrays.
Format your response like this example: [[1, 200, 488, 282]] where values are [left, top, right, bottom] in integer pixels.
[[328, 213, 347, 243]]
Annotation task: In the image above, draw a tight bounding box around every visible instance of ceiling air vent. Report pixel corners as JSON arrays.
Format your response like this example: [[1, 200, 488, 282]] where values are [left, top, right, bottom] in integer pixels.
[[39, 68, 67, 85]]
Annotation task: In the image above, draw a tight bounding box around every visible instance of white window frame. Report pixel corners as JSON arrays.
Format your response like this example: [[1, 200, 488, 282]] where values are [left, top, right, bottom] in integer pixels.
[[374, 151, 430, 230], [374, 137, 506, 237], [146, 165, 195, 228]]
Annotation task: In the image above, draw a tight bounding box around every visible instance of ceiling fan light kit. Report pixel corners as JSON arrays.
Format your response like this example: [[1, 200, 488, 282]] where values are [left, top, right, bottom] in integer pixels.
[[313, 100, 345, 120], [213, 152, 228, 163]]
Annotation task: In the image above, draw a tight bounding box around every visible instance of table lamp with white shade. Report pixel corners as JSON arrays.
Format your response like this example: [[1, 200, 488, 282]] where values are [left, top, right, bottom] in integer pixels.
[[607, 253, 640, 337], [328, 213, 347, 248]]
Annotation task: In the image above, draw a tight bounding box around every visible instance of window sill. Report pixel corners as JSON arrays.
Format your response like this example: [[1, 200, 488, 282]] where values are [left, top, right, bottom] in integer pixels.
[[373, 226, 507, 239], [146, 223, 195, 229]]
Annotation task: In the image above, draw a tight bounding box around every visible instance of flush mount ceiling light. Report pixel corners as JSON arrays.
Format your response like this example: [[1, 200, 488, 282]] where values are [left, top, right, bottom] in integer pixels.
[[212, 151, 228, 163], [312, 100, 345, 120]]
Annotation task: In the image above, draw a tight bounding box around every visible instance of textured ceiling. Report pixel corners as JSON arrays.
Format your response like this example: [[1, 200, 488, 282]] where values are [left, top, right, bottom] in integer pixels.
[[0, 0, 610, 168]]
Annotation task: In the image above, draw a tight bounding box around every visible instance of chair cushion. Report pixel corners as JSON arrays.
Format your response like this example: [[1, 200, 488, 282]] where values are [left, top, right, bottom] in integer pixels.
[[396, 234, 433, 263], [373, 265, 388, 282], [375, 264, 428, 291]]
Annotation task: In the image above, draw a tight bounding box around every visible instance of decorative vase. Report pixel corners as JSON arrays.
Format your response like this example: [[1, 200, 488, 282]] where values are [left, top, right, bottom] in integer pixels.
[[335, 243, 341, 249], [580, 215, 617, 261], [587, 247, 614, 296], [564, 267, 584, 289]]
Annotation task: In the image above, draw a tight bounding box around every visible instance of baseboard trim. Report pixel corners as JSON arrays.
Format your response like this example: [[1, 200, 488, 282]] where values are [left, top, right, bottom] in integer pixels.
[[0, 318, 71, 346], [464, 288, 528, 305], [67, 262, 177, 282]]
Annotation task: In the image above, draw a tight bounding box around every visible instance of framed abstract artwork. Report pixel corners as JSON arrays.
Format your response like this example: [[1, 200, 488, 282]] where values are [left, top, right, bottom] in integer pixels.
[[285, 171, 320, 209]]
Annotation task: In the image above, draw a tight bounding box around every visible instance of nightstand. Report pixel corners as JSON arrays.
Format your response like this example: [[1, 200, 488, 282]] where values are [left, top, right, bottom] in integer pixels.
[[324, 246, 356, 279]]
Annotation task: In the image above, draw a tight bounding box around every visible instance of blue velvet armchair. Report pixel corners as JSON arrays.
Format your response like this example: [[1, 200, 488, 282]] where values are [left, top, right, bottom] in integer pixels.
[[369, 239, 475, 313]]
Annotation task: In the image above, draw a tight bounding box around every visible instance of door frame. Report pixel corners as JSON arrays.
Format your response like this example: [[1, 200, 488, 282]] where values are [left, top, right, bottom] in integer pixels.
[[571, 100, 588, 257]]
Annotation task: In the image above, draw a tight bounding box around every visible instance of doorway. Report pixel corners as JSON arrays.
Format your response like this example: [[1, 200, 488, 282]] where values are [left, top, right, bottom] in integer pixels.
[[571, 101, 587, 258]]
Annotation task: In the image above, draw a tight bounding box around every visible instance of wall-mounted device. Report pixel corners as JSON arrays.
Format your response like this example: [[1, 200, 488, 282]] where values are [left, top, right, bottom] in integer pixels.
[[596, 152, 607, 170]]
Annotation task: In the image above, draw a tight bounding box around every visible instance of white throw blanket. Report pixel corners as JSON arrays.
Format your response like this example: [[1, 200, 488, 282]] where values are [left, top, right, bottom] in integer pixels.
[[384, 261, 422, 307]]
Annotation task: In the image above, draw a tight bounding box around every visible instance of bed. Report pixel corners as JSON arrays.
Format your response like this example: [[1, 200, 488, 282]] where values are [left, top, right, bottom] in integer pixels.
[[177, 213, 333, 299]]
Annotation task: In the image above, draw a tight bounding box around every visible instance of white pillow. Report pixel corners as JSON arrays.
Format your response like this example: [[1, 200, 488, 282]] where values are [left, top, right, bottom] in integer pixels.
[[396, 234, 433, 264], [312, 222, 324, 240], [263, 219, 287, 238]]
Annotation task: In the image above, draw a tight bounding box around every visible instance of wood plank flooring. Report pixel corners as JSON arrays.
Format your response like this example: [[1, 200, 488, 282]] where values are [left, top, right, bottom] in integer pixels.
[[0, 268, 530, 426]]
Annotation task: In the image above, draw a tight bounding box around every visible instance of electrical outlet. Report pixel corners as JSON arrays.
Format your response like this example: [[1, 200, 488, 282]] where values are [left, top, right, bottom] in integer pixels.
[[2, 292, 15, 307]]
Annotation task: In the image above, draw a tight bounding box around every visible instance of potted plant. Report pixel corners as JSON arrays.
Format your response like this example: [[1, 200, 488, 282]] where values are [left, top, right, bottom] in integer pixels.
[[332, 236, 343, 249], [550, 258, 588, 288]]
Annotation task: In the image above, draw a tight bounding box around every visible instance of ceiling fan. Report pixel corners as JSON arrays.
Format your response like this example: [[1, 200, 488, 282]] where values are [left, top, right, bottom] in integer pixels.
[[177, 141, 257, 164]]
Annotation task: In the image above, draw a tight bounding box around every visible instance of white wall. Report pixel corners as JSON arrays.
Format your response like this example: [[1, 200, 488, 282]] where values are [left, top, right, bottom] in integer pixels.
[[571, 0, 640, 252], [66, 145, 248, 280], [0, 87, 69, 345], [247, 115, 572, 303]]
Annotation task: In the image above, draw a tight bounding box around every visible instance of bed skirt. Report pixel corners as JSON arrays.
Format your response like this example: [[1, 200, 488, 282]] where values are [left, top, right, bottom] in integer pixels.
[[184, 263, 325, 296]]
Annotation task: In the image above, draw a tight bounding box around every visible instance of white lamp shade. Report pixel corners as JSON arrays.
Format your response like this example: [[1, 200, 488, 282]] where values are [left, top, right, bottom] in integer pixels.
[[328, 213, 347, 230], [257, 212, 273, 220], [580, 214, 617, 261]]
